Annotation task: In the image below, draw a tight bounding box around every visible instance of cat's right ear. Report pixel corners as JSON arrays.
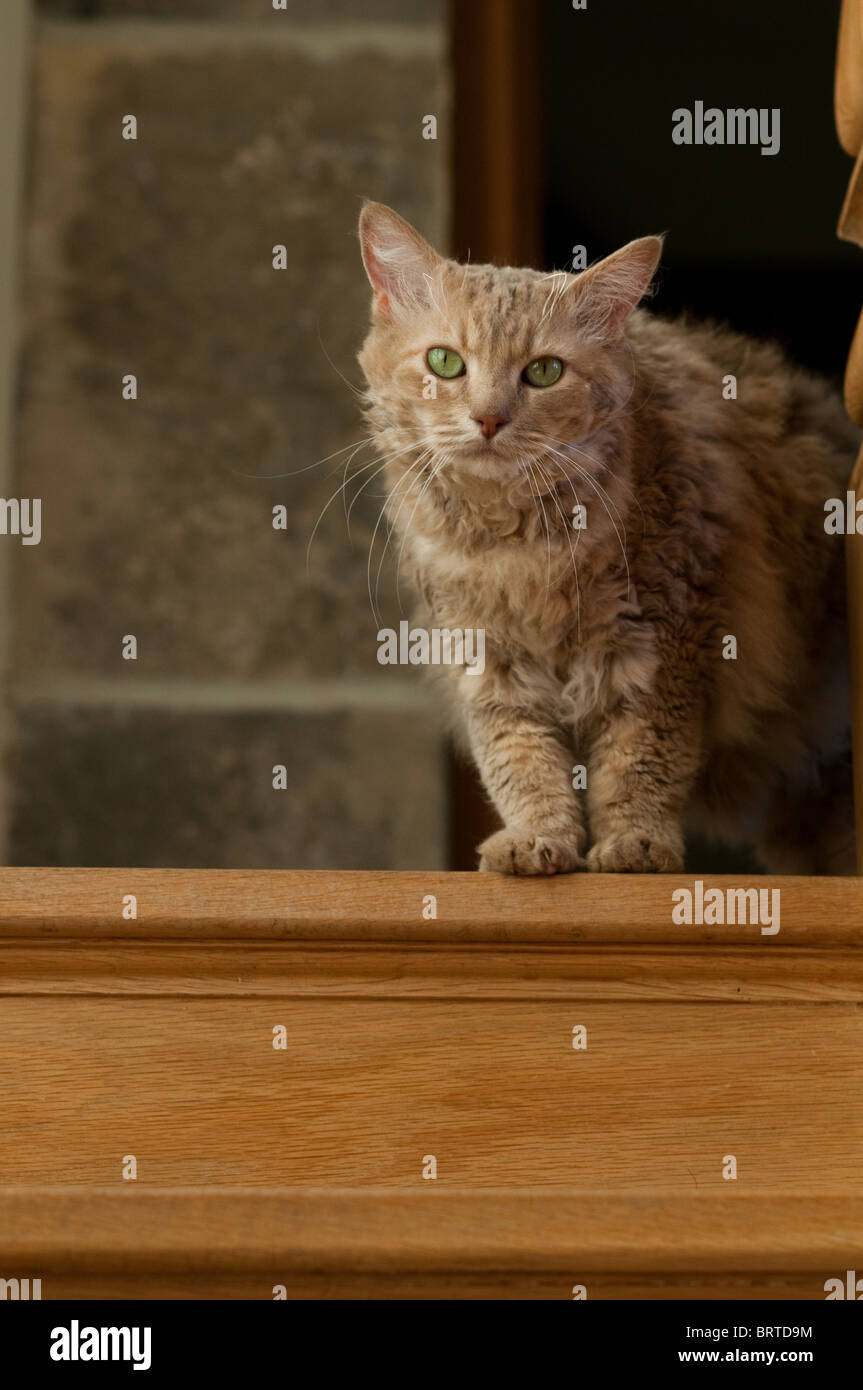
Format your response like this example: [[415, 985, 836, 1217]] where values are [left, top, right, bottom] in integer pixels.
[[573, 235, 664, 340], [359, 202, 442, 321]]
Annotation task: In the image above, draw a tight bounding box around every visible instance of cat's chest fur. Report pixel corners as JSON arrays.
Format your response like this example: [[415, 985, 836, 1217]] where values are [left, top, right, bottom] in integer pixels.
[[408, 523, 659, 722]]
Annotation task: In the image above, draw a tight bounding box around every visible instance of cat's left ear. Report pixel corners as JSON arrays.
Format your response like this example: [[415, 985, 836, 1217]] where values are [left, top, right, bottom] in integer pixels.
[[573, 236, 664, 339], [359, 202, 443, 320]]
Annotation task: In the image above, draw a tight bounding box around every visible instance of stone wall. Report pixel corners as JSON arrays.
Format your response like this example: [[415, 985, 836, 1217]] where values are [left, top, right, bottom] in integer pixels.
[[5, 0, 449, 868]]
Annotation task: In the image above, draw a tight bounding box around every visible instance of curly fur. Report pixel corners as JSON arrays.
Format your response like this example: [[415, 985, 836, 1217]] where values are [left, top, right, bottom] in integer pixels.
[[357, 202, 859, 874]]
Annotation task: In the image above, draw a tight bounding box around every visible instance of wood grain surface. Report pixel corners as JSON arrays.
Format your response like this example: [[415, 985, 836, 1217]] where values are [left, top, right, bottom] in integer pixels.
[[0, 1189, 858, 1301], [1, 868, 861, 1299], [0, 866, 860, 941]]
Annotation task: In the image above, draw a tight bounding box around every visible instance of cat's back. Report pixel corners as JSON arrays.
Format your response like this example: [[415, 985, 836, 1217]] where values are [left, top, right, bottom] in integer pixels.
[[626, 308, 859, 486]]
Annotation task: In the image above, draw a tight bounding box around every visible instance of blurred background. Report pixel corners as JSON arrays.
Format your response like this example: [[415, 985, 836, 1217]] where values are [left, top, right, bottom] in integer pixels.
[[0, 0, 856, 872]]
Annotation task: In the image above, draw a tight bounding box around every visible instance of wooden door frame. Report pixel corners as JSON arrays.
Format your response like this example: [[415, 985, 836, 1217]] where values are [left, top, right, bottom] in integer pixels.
[[449, 0, 543, 269]]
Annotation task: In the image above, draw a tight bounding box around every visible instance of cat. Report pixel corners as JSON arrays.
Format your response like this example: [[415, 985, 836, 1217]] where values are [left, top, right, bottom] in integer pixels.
[[356, 201, 860, 875]]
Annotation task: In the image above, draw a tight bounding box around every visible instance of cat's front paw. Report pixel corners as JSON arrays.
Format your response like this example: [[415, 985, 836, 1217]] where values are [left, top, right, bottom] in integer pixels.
[[478, 827, 586, 876], [587, 828, 683, 873]]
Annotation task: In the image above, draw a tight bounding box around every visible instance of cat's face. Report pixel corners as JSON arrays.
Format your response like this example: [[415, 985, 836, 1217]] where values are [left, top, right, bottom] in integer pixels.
[[357, 203, 662, 487]]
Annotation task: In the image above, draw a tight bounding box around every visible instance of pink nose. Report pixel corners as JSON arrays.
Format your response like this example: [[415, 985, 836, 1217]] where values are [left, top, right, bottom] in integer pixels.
[[474, 414, 509, 440]]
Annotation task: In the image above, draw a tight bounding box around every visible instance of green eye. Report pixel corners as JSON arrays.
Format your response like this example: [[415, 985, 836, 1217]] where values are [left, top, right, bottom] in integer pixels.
[[427, 346, 465, 379], [523, 356, 563, 388]]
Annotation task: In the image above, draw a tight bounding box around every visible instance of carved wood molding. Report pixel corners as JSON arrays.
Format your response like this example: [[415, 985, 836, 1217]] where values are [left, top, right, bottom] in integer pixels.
[[1, 867, 861, 942], [0, 1189, 859, 1300], [1, 870, 861, 1297]]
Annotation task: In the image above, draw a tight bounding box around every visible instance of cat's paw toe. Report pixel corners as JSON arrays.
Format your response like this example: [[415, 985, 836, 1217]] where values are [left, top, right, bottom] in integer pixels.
[[587, 829, 683, 873], [478, 827, 586, 876]]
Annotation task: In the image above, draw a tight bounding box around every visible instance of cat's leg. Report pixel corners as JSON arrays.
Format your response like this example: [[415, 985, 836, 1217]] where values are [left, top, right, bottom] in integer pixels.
[[464, 666, 586, 875], [586, 699, 702, 873]]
